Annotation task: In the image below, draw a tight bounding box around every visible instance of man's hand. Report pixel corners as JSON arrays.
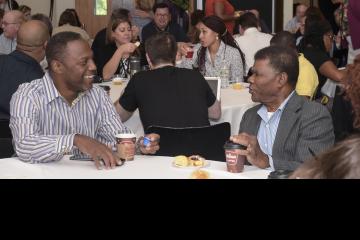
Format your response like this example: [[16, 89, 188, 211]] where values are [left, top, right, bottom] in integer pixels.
[[230, 133, 270, 169], [74, 135, 120, 170], [138, 133, 160, 154]]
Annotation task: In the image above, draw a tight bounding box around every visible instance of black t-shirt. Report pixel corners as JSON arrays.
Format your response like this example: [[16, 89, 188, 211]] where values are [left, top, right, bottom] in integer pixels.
[[302, 46, 331, 99], [0, 50, 44, 120], [95, 43, 130, 78], [92, 28, 107, 71], [119, 66, 216, 131]]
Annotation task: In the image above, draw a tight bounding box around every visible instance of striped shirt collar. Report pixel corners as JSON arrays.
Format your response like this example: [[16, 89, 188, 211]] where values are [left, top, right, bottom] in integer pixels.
[[43, 71, 89, 106]]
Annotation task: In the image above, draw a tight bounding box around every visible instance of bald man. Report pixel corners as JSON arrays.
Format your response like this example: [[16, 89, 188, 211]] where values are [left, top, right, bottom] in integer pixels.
[[0, 20, 48, 157], [0, 20, 49, 121], [0, 10, 24, 54]]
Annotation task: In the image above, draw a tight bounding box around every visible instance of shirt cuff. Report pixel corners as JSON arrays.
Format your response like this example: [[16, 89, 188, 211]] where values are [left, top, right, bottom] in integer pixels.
[[268, 155, 275, 171], [55, 134, 76, 154]]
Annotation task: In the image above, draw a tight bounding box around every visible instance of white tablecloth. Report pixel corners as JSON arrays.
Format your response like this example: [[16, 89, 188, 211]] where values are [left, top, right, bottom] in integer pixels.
[[98, 81, 257, 137], [0, 155, 271, 179]]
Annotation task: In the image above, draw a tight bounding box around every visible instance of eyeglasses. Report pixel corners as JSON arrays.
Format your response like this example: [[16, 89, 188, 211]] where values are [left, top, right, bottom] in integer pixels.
[[2, 22, 20, 27]]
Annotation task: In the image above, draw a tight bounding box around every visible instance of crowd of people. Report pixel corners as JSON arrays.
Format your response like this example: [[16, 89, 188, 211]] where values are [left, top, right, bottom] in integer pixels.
[[1, 0, 360, 178]]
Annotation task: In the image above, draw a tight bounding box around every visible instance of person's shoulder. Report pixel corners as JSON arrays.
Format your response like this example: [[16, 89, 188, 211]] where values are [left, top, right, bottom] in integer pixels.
[[293, 95, 330, 118], [142, 21, 155, 31], [13, 78, 44, 99], [257, 31, 273, 40], [244, 104, 262, 116], [174, 67, 203, 79]]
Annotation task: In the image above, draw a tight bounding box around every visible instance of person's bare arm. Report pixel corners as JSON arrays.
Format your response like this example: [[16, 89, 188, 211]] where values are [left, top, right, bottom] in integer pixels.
[[214, 2, 236, 21], [208, 100, 221, 120], [74, 135, 119, 170], [319, 60, 346, 83], [115, 101, 134, 122]]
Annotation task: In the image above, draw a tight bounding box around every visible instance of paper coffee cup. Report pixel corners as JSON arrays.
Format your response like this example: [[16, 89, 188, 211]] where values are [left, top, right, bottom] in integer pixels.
[[116, 133, 136, 161], [224, 141, 246, 173]]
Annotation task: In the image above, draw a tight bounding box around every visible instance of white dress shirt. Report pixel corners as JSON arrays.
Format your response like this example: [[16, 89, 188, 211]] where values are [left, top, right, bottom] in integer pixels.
[[235, 27, 273, 74]]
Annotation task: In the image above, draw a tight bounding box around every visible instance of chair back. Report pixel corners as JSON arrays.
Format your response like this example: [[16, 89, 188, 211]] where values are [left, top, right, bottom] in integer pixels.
[[146, 122, 231, 161], [0, 119, 14, 158]]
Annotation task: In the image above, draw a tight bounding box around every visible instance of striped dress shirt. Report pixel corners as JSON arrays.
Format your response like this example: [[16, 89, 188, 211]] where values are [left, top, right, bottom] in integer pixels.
[[10, 72, 132, 163]]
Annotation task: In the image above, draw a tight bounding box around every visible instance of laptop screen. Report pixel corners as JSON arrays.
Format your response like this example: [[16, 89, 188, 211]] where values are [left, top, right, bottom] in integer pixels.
[[205, 77, 221, 101]]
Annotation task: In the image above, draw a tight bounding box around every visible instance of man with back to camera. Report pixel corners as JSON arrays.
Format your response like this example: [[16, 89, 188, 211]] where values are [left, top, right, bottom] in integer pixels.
[[0, 20, 49, 122], [270, 31, 319, 100], [10, 32, 159, 169], [115, 32, 221, 132], [0, 20, 48, 158], [230, 46, 334, 171]]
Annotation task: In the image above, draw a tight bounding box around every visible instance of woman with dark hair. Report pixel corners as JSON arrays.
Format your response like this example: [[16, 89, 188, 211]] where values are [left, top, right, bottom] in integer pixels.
[[65, 8, 82, 28], [179, 15, 246, 87], [97, 16, 139, 80], [298, 19, 346, 100], [52, 9, 91, 45]]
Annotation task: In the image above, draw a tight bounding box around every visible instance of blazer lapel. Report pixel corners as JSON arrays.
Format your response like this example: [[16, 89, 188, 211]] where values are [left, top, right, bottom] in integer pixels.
[[273, 94, 303, 151]]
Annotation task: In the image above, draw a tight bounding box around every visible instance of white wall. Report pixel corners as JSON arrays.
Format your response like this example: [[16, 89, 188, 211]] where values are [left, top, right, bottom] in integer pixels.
[[283, 0, 293, 30], [17, 0, 74, 27]]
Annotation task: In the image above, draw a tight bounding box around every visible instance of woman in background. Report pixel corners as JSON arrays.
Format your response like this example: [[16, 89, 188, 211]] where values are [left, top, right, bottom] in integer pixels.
[[179, 16, 245, 86], [97, 15, 139, 80], [112, 0, 154, 37], [52, 9, 91, 45]]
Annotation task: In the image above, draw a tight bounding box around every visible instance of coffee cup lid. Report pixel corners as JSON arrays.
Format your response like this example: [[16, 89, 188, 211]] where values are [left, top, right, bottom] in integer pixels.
[[224, 141, 246, 150], [116, 133, 136, 138]]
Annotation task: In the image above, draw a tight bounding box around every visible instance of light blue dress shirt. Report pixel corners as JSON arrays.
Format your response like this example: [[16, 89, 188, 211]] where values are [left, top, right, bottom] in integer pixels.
[[257, 91, 295, 170]]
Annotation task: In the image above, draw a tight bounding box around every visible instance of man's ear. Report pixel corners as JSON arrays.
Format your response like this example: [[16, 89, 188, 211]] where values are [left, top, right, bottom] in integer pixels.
[[50, 60, 64, 74], [146, 53, 153, 69], [278, 72, 289, 87]]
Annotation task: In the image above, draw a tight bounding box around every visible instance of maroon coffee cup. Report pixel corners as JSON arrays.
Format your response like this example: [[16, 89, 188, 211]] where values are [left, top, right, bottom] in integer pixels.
[[186, 46, 194, 59], [224, 141, 247, 173]]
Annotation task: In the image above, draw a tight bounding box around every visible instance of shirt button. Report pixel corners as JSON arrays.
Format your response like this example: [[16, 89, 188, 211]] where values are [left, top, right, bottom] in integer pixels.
[[266, 124, 269, 128]]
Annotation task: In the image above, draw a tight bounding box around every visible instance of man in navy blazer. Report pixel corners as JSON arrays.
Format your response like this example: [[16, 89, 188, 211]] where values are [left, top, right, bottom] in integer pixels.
[[230, 46, 334, 171]]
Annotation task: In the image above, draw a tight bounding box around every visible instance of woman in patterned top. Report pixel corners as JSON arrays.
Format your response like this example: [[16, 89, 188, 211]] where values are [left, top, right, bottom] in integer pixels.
[[179, 15, 246, 86]]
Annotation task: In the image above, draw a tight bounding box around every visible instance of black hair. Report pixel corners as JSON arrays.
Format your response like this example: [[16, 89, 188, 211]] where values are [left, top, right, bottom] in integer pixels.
[[236, 12, 258, 30], [152, 2, 170, 13], [255, 46, 299, 88], [46, 32, 83, 71], [270, 31, 297, 50], [145, 32, 177, 65], [298, 19, 332, 53]]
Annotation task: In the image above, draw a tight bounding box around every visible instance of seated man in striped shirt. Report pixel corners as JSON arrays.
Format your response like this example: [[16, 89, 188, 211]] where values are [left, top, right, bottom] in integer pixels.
[[10, 32, 159, 170]]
